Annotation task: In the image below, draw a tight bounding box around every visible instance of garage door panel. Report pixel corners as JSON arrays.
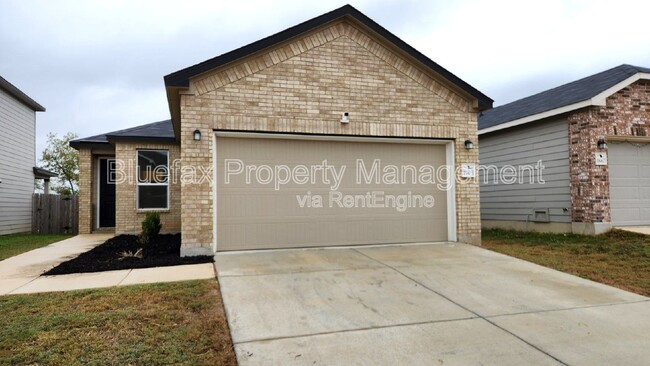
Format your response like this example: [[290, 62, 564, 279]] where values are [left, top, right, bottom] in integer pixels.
[[609, 143, 650, 226], [641, 208, 650, 222], [610, 187, 639, 200], [216, 136, 449, 251], [218, 220, 445, 249], [611, 208, 639, 224], [613, 166, 639, 177]]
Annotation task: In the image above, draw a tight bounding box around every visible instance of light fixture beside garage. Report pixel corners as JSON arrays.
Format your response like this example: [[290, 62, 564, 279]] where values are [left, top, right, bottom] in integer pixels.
[[464, 140, 474, 150], [597, 139, 607, 149], [193, 129, 201, 141]]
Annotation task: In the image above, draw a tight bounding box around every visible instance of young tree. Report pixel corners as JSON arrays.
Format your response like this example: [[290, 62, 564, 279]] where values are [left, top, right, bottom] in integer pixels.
[[40, 132, 79, 195]]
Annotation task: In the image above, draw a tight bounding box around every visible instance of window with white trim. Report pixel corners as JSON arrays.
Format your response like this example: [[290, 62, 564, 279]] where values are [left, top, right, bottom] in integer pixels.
[[137, 150, 169, 210]]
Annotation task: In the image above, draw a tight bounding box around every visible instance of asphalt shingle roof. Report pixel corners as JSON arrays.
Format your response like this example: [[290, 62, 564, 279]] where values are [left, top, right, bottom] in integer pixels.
[[70, 119, 175, 149], [479, 64, 650, 131]]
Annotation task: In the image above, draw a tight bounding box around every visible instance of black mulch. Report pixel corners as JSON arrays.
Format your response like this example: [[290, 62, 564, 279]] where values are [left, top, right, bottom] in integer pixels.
[[44, 234, 213, 275]]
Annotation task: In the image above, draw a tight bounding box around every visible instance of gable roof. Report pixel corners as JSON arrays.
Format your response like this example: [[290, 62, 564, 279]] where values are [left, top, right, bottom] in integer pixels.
[[479, 64, 650, 134], [70, 119, 175, 149], [164, 5, 492, 110], [0, 75, 45, 112], [163, 5, 493, 138]]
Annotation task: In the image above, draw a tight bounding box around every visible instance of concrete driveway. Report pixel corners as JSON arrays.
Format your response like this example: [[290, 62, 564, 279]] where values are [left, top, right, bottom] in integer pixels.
[[215, 242, 650, 365], [617, 226, 650, 235]]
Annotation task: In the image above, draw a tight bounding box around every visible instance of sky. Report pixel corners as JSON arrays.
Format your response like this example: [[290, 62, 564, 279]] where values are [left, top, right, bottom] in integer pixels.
[[1, 0, 649, 160]]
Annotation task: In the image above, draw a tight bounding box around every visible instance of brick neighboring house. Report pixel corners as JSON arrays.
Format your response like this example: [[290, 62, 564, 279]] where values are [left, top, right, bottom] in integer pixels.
[[479, 64, 650, 235], [71, 5, 492, 255]]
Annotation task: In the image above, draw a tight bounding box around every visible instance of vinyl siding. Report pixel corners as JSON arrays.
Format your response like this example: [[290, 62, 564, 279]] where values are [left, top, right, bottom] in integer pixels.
[[479, 116, 571, 223], [0, 87, 36, 235]]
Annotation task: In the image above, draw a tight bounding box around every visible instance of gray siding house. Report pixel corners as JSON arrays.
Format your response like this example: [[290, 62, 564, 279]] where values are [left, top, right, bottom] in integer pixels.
[[479, 64, 650, 234], [0, 76, 54, 235], [480, 115, 571, 231]]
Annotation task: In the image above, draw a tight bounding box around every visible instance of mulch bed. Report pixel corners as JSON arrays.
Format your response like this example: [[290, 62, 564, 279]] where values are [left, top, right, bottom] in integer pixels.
[[44, 234, 213, 275]]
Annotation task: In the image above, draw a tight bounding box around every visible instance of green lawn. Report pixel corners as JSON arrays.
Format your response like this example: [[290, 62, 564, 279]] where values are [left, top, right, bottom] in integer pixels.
[[482, 229, 650, 296], [0, 280, 237, 366], [0, 232, 72, 261]]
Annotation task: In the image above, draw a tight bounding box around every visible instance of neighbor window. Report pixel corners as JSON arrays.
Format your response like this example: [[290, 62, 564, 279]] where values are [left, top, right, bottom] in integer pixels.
[[137, 150, 169, 210]]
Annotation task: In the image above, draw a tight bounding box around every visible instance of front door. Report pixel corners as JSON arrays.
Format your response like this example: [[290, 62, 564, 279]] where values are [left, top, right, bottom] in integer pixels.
[[99, 158, 116, 228]]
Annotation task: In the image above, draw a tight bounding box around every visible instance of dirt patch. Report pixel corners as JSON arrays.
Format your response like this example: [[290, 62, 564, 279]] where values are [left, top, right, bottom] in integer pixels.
[[44, 234, 213, 275]]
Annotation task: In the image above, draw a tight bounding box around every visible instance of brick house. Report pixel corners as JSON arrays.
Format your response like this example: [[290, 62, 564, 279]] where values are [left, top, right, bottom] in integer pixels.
[[71, 5, 492, 255], [479, 64, 650, 234]]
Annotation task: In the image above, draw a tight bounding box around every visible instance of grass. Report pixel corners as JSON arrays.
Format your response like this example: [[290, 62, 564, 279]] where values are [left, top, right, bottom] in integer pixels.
[[0, 232, 72, 261], [0, 280, 237, 366], [482, 228, 650, 296]]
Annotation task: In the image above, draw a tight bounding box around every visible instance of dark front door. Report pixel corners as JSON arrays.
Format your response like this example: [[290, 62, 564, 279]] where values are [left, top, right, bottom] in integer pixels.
[[99, 158, 116, 227]]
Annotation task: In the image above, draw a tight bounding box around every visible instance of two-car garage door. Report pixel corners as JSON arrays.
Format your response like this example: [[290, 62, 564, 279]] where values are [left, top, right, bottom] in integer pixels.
[[215, 134, 453, 251], [609, 142, 650, 226]]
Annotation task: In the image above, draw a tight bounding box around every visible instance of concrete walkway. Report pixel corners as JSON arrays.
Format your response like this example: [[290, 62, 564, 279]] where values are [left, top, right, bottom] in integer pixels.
[[617, 226, 650, 235], [0, 234, 215, 295], [216, 242, 650, 365]]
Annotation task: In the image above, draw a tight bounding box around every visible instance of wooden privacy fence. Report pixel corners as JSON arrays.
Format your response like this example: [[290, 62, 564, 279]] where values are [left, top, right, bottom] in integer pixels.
[[32, 194, 79, 234]]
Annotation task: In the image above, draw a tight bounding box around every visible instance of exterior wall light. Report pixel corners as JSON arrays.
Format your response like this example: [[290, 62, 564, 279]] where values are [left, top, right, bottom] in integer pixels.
[[193, 129, 201, 141], [464, 140, 474, 150], [597, 139, 607, 149], [340, 112, 350, 124]]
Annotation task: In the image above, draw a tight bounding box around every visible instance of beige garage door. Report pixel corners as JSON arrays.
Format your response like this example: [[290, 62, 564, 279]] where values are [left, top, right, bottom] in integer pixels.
[[609, 142, 650, 226], [215, 135, 451, 251]]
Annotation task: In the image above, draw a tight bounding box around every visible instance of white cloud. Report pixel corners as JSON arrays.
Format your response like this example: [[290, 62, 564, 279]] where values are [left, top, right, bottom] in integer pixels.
[[1, 0, 649, 160], [407, 0, 650, 104]]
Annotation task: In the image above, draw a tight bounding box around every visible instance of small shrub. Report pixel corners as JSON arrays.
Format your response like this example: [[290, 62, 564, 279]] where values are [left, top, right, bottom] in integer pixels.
[[118, 248, 143, 260], [139, 213, 162, 244]]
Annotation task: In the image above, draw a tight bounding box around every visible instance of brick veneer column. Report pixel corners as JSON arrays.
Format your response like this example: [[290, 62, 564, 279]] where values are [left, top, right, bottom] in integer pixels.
[[569, 80, 650, 225], [78, 148, 94, 234]]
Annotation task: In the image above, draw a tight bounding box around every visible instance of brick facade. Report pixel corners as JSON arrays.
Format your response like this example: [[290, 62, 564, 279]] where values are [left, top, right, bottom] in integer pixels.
[[76, 142, 181, 235], [180, 20, 481, 253], [78, 148, 94, 234], [114, 142, 181, 234], [568, 80, 650, 224]]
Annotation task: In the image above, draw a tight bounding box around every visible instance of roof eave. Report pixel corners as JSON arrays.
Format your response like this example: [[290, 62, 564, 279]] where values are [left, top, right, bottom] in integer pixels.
[[162, 5, 354, 88], [479, 72, 650, 135], [69, 141, 112, 150], [33, 167, 58, 179], [0, 77, 45, 112], [163, 5, 492, 116], [105, 135, 178, 144]]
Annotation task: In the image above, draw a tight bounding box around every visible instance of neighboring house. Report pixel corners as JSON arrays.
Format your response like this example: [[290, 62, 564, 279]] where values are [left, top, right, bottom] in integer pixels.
[[478, 64, 650, 234], [0, 76, 57, 235], [71, 5, 492, 255]]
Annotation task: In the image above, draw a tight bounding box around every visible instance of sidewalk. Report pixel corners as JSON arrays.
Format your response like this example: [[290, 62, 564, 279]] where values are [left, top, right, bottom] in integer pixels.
[[617, 226, 650, 235], [0, 234, 215, 296]]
